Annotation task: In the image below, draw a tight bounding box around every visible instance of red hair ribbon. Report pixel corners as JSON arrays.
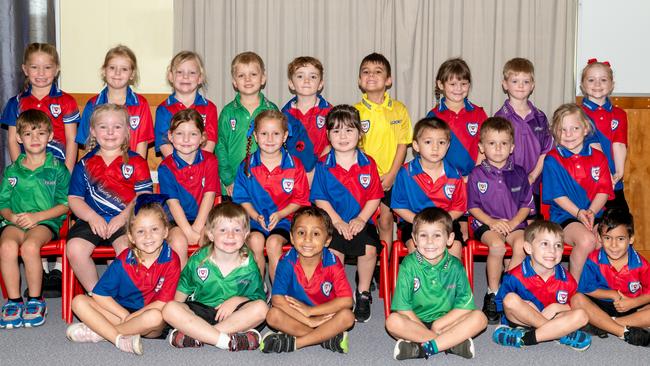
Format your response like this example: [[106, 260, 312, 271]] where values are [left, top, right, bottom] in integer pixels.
[[587, 58, 610, 67]]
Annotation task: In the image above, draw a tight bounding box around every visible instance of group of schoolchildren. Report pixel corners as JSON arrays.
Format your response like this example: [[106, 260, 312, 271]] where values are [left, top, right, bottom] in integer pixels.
[[0, 41, 648, 360]]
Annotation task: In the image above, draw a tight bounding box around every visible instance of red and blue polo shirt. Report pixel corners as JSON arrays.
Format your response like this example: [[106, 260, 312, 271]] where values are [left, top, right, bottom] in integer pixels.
[[154, 92, 218, 152], [282, 94, 332, 170], [578, 246, 650, 299]]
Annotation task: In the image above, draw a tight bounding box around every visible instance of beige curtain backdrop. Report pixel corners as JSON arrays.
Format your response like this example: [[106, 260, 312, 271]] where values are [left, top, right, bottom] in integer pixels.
[[174, 0, 576, 121]]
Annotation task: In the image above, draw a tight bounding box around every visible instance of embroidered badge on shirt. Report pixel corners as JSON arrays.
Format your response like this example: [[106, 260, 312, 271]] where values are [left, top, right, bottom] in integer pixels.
[[359, 174, 371, 188], [477, 181, 488, 194], [361, 120, 370, 133], [467, 122, 479, 136], [556, 290, 569, 304], [591, 166, 600, 181], [413, 277, 421, 292], [49, 104, 61, 118], [316, 115, 326, 129], [121, 164, 134, 179], [154, 277, 165, 292], [443, 184, 456, 199], [197, 267, 209, 282], [611, 119, 619, 131], [629, 281, 641, 294], [282, 178, 294, 193], [321, 281, 333, 297], [129, 116, 140, 130], [8, 177, 17, 187], [230, 118, 237, 131], [200, 114, 207, 125]]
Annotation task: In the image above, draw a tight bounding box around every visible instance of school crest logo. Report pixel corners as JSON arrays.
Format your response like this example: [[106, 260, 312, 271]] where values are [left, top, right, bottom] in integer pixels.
[[197, 267, 209, 282], [591, 167, 601, 181], [8, 177, 17, 187], [154, 277, 165, 292], [467, 122, 479, 136], [444, 184, 455, 199], [316, 115, 326, 129], [359, 174, 371, 188], [611, 119, 619, 131], [230, 118, 237, 131], [361, 120, 370, 133], [129, 116, 140, 130], [629, 281, 641, 294], [121, 164, 134, 179], [556, 290, 569, 304], [413, 277, 421, 292], [477, 181, 488, 194], [282, 178, 295, 193], [49, 104, 61, 118], [321, 281, 333, 297]]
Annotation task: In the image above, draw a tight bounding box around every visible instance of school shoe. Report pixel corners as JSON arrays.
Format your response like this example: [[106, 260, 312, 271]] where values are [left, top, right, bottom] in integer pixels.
[[167, 328, 203, 348], [581, 323, 609, 338], [260, 331, 296, 353], [0, 300, 24, 329], [66, 322, 105, 343], [354, 291, 372, 323], [42, 269, 62, 298], [320, 331, 349, 354], [624, 327, 650, 347], [22, 298, 47, 327], [229, 329, 261, 351], [482, 293, 500, 324], [492, 325, 524, 348], [557, 330, 591, 351], [393, 339, 427, 360], [115, 334, 143, 355], [446, 338, 475, 359]]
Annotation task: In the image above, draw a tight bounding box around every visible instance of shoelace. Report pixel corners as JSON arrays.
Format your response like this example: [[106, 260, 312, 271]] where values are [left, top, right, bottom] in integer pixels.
[[498, 330, 521, 346], [24, 302, 43, 315], [2, 303, 21, 317]]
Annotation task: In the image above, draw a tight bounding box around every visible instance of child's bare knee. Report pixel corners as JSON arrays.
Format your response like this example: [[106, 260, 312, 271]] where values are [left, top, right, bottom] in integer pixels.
[[573, 308, 589, 326], [162, 301, 182, 320], [385, 313, 404, 333], [71, 294, 90, 312], [265, 307, 283, 327], [248, 300, 269, 321], [502, 293, 520, 310], [20, 241, 41, 259], [339, 309, 355, 329], [141, 309, 164, 326]]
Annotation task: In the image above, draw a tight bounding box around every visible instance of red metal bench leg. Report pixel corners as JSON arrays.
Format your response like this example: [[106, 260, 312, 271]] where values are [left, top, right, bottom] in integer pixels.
[[379, 241, 391, 318]]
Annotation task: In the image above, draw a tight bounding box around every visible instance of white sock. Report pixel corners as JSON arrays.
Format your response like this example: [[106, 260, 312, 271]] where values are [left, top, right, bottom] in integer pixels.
[[53, 261, 62, 272], [620, 326, 628, 340], [215, 332, 230, 349], [487, 288, 497, 295], [42, 259, 49, 273]]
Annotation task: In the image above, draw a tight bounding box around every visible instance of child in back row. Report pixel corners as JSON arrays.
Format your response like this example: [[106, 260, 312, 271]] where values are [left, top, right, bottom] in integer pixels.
[[543, 103, 614, 280], [155, 51, 218, 158], [66, 195, 181, 355], [387, 207, 487, 361], [579, 59, 629, 213], [391, 117, 466, 258], [66, 104, 153, 293], [163, 202, 267, 352], [282, 56, 333, 185], [233, 110, 309, 283], [494, 58, 553, 213], [311, 105, 383, 323], [76, 45, 154, 158], [493, 221, 591, 351], [572, 209, 650, 346], [0, 110, 70, 329], [157, 109, 220, 267], [355, 53, 413, 252], [262, 206, 355, 354], [217, 51, 279, 197], [467, 117, 534, 324]]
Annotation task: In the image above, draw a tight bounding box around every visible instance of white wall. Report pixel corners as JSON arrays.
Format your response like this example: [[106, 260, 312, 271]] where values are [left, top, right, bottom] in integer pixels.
[[58, 0, 174, 94], [577, 0, 650, 95]]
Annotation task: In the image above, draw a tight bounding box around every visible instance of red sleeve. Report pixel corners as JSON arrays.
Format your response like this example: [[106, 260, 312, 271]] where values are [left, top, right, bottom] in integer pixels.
[[131, 156, 153, 194], [639, 257, 650, 296], [204, 101, 218, 143], [476, 106, 488, 124], [612, 107, 628, 145], [290, 161, 310, 206], [331, 260, 353, 298], [203, 153, 221, 195], [152, 253, 181, 303], [134, 95, 154, 144], [449, 176, 467, 212], [366, 158, 384, 200], [61, 93, 81, 124]]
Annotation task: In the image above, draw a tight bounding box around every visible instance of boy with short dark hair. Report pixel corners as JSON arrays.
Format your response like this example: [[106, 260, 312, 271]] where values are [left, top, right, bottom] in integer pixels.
[[0, 109, 70, 329], [493, 221, 591, 351], [261, 206, 355, 354], [355, 53, 413, 252], [571, 209, 650, 346], [467, 117, 534, 323], [386, 207, 487, 361]]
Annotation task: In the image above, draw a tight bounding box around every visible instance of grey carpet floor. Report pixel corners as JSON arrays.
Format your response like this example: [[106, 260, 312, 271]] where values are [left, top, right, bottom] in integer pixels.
[[0, 261, 648, 365]]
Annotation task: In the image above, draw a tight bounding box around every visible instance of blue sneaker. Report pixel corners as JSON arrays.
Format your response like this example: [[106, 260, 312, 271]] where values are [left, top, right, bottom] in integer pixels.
[[0, 301, 24, 329], [492, 326, 524, 348], [558, 330, 591, 351], [22, 299, 47, 327]]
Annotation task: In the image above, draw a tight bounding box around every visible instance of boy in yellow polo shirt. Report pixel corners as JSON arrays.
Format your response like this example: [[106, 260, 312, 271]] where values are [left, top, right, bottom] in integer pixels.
[[355, 53, 413, 258]]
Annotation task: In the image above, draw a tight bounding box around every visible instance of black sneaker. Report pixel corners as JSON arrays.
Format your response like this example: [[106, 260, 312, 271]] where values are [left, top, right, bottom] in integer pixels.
[[354, 291, 372, 322], [581, 324, 609, 338], [229, 330, 260, 351], [320, 331, 349, 353], [393, 339, 427, 360], [482, 293, 499, 324], [624, 327, 650, 346], [260, 331, 296, 353], [42, 269, 62, 298], [446, 338, 475, 359]]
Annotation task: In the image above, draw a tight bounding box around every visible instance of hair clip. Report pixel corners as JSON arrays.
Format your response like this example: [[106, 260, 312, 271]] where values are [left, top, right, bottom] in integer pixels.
[[587, 58, 611, 67], [134, 194, 169, 215]]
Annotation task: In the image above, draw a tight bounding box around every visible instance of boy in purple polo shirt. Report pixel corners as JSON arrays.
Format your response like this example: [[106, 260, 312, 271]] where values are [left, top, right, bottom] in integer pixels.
[[494, 58, 553, 215], [468, 117, 534, 324]]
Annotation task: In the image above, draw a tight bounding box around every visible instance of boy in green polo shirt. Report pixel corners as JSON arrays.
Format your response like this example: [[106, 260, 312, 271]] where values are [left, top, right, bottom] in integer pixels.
[[0, 109, 70, 329], [386, 207, 487, 360], [215, 51, 278, 198]]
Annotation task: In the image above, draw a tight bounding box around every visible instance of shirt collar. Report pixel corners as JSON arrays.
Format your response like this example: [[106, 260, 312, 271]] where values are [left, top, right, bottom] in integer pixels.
[[171, 149, 204, 168], [582, 97, 613, 112], [167, 92, 208, 107], [437, 97, 474, 113], [125, 242, 173, 265], [250, 147, 295, 170], [287, 94, 329, 110], [555, 143, 592, 158], [597, 245, 642, 269], [95, 86, 140, 106], [234, 92, 269, 109], [480, 157, 515, 174], [25, 82, 62, 98], [360, 92, 393, 111], [414, 249, 451, 270], [521, 256, 568, 281], [324, 148, 370, 168], [409, 156, 460, 179]]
